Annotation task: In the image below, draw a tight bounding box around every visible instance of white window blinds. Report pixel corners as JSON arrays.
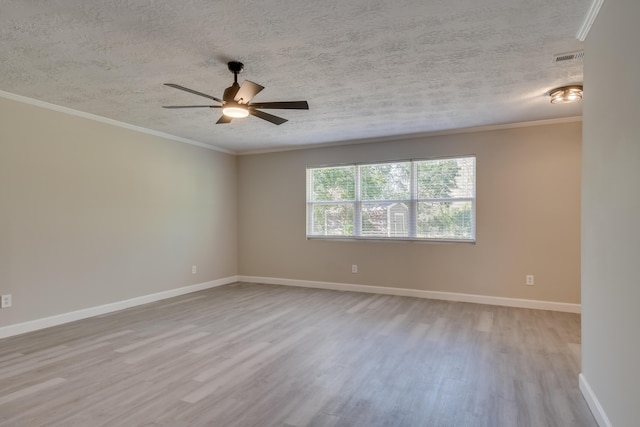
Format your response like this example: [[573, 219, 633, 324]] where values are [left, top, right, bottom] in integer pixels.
[[307, 156, 476, 241]]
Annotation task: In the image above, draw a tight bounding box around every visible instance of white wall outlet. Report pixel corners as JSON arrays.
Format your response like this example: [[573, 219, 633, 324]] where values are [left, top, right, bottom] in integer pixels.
[[352, 264, 358, 273], [192, 265, 197, 274], [526, 275, 535, 286], [1, 294, 12, 308]]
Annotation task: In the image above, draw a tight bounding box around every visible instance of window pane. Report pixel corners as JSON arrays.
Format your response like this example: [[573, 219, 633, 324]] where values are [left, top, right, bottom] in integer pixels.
[[417, 157, 475, 199], [417, 201, 473, 239], [310, 166, 355, 201], [360, 163, 410, 201], [451, 157, 475, 198], [361, 202, 409, 237], [311, 204, 354, 236]]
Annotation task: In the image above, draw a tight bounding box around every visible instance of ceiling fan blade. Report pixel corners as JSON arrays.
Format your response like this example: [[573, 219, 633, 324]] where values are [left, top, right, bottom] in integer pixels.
[[248, 101, 309, 110], [216, 115, 232, 124], [164, 83, 223, 103], [234, 80, 264, 104], [250, 109, 288, 125], [162, 105, 221, 109]]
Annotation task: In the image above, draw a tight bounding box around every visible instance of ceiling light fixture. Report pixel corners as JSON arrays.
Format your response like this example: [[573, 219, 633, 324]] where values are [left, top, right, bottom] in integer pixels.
[[549, 85, 583, 104], [222, 103, 249, 118]]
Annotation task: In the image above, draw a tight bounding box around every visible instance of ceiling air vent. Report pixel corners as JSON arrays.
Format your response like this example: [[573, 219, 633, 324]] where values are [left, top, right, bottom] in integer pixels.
[[553, 51, 585, 63]]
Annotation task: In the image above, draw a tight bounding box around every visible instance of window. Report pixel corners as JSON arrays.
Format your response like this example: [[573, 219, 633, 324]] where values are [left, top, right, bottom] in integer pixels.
[[307, 156, 475, 241]]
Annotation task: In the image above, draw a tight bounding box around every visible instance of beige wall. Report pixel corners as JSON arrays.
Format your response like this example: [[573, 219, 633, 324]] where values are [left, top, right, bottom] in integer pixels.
[[582, 0, 640, 424], [238, 122, 581, 303], [0, 96, 238, 327]]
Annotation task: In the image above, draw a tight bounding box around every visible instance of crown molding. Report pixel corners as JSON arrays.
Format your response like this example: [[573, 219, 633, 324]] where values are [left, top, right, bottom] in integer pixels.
[[238, 116, 583, 156], [0, 90, 235, 155], [577, 0, 604, 41]]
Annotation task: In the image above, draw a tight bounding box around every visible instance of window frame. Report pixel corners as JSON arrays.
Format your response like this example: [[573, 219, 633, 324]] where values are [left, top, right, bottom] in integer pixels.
[[306, 155, 476, 243]]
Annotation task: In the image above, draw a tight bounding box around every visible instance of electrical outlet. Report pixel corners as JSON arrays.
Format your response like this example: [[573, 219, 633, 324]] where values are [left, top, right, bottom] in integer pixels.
[[1, 294, 12, 308], [526, 275, 534, 286], [192, 265, 197, 274], [352, 264, 358, 273]]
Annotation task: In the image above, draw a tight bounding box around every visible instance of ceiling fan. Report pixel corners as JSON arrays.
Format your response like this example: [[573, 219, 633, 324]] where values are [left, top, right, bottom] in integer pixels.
[[163, 61, 309, 125]]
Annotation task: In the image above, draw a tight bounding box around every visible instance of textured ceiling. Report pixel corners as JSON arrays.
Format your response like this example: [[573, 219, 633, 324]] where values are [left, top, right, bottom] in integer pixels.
[[1, 0, 589, 153]]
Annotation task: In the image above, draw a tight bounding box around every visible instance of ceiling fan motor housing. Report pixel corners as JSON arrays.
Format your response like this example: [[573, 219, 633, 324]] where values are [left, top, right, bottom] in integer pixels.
[[223, 83, 240, 102]]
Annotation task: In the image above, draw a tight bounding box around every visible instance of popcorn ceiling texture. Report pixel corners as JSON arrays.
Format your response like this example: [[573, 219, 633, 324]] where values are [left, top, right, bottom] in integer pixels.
[[0, 0, 588, 152]]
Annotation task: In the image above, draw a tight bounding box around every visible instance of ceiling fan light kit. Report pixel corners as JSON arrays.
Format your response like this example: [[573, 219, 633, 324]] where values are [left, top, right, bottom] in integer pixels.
[[549, 85, 583, 104], [222, 104, 249, 118], [163, 61, 309, 125]]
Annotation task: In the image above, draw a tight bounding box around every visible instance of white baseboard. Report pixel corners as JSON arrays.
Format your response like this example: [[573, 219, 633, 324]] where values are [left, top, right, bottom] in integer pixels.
[[579, 373, 612, 427], [0, 276, 238, 340], [1, 275, 580, 340], [238, 276, 581, 313]]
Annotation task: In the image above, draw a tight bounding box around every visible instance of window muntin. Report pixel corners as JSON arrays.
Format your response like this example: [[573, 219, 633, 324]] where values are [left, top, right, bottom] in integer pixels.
[[307, 156, 476, 241]]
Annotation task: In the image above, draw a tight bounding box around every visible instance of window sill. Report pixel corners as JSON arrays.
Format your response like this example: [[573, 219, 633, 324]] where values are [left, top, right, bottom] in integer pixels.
[[306, 236, 476, 244]]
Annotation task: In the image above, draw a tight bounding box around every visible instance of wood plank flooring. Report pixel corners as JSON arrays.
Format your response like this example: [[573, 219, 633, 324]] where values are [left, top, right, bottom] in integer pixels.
[[0, 282, 596, 426]]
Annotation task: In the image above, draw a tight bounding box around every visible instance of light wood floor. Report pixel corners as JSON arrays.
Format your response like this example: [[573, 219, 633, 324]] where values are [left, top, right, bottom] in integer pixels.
[[0, 282, 596, 427]]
